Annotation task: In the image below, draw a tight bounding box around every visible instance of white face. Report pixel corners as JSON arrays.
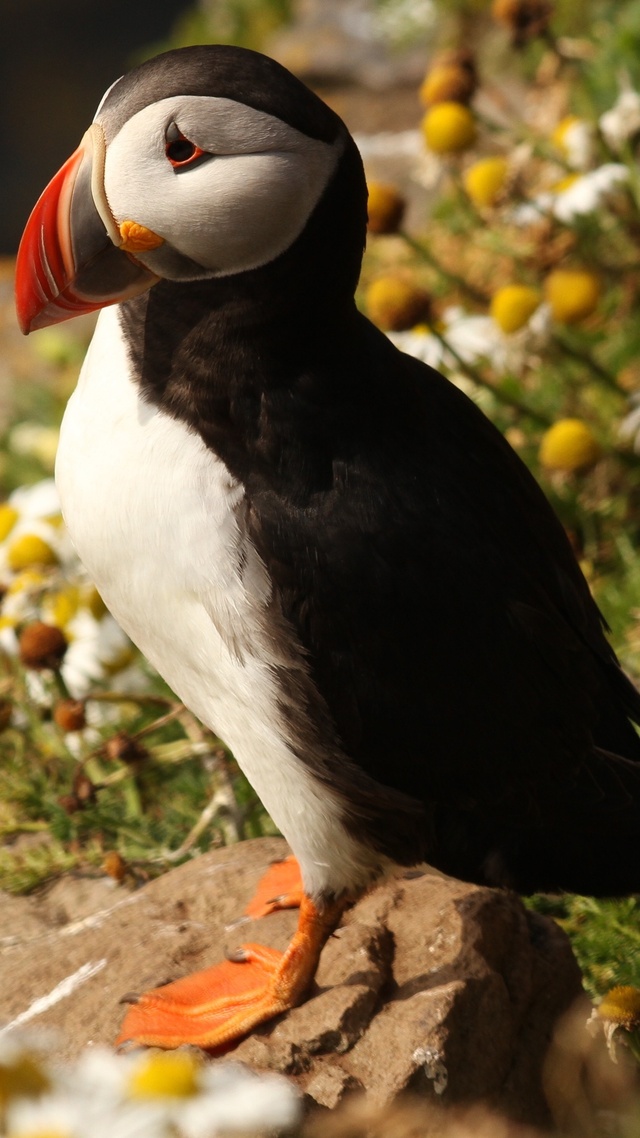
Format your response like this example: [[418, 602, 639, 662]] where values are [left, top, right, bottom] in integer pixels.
[[98, 94, 342, 279]]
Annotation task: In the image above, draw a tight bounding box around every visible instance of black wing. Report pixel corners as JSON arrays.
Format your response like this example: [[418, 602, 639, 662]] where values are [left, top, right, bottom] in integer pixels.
[[246, 315, 640, 896]]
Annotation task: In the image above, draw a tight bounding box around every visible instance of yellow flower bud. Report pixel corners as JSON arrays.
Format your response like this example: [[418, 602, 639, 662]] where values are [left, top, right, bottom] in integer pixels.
[[464, 156, 509, 207], [597, 985, 640, 1029], [544, 268, 601, 324], [367, 182, 406, 235], [490, 285, 541, 333], [128, 1051, 201, 1099], [7, 533, 58, 572], [0, 504, 19, 542], [44, 587, 80, 629], [365, 276, 431, 332], [422, 102, 477, 154], [539, 419, 601, 473]]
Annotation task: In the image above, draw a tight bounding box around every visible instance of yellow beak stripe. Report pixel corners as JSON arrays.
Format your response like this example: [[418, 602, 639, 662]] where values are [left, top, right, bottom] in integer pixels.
[[119, 220, 165, 253]]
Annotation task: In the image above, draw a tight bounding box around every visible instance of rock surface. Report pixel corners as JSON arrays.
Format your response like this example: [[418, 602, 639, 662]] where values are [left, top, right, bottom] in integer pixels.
[[1, 837, 585, 1128]]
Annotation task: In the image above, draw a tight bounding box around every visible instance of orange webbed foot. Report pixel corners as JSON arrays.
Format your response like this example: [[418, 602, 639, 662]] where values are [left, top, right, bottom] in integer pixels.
[[115, 894, 343, 1051], [243, 855, 303, 919]]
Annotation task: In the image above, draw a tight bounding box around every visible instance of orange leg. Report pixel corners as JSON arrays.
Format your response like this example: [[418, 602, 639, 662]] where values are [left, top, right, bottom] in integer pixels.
[[243, 855, 303, 919], [115, 894, 344, 1051]]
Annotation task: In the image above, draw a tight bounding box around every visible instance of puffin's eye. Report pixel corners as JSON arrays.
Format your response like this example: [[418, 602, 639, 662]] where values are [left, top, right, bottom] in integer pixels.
[[165, 125, 206, 169]]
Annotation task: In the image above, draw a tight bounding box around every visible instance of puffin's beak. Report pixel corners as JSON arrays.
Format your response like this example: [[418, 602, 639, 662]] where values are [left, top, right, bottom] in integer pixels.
[[15, 124, 159, 334]]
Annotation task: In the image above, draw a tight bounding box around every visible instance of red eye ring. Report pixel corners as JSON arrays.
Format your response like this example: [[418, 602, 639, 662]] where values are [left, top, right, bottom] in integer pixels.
[[165, 130, 205, 168]]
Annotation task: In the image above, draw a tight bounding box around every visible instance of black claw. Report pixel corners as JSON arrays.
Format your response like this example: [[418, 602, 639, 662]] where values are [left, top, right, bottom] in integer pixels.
[[119, 991, 140, 1005]]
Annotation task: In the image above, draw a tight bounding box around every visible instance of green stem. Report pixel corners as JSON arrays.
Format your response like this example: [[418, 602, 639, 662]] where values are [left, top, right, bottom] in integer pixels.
[[88, 691, 175, 707], [551, 332, 620, 393], [431, 326, 553, 427], [130, 706, 185, 739], [51, 667, 73, 701], [610, 918, 640, 945], [0, 821, 50, 836], [149, 740, 211, 763], [122, 776, 143, 820], [400, 230, 488, 305]]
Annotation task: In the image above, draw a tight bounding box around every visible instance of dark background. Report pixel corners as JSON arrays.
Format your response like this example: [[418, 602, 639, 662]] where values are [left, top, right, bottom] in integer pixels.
[[1, 0, 194, 252]]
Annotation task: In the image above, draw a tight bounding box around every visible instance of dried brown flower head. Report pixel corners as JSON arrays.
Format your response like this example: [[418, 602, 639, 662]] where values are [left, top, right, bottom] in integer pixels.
[[72, 769, 97, 805], [419, 51, 478, 108], [365, 276, 432, 332], [103, 730, 149, 765], [53, 698, 87, 732], [491, 0, 553, 45], [18, 621, 68, 671], [367, 182, 406, 235], [103, 851, 128, 883]]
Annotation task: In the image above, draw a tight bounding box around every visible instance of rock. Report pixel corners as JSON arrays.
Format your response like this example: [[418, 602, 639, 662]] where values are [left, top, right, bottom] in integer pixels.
[[0, 837, 292, 1050], [0, 837, 585, 1128]]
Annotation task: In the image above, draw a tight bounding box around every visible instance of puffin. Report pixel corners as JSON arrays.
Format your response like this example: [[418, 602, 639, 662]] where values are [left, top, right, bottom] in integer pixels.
[[15, 44, 640, 1050]]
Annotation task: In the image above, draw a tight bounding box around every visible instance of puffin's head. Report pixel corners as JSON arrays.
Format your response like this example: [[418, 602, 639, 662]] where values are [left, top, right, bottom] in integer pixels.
[[16, 45, 363, 333]]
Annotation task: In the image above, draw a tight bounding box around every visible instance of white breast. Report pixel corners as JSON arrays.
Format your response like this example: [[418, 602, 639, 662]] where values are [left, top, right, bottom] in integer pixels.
[[55, 306, 381, 898]]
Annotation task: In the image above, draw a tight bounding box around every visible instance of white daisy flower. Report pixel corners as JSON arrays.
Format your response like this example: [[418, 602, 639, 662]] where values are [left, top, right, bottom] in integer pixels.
[[2, 1037, 300, 1138], [389, 308, 499, 371], [0, 480, 75, 582], [4, 1094, 84, 1138], [0, 480, 137, 697], [54, 1048, 178, 1138], [600, 86, 640, 150], [510, 163, 628, 225], [509, 192, 555, 226], [62, 611, 134, 697], [553, 163, 629, 222], [6, 1093, 170, 1138], [8, 479, 61, 520], [177, 1062, 301, 1138], [391, 303, 551, 380]]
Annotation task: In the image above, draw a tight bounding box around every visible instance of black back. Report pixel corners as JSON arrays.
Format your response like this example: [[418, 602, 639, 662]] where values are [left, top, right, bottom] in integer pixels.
[[118, 46, 640, 899]]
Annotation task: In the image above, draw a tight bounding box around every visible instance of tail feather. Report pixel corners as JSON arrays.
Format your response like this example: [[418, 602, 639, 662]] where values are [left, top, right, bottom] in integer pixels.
[[433, 746, 640, 898], [499, 748, 640, 897]]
